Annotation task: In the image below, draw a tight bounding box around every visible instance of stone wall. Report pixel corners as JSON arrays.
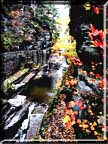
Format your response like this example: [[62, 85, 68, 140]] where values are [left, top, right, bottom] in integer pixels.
[[1, 52, 19, 81], [1, 49, 50, 81]]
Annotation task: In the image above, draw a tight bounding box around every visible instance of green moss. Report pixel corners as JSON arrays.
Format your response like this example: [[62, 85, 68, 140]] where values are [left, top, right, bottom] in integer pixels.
[[32, 135, 39, 140], [2, 68, 29, 91]]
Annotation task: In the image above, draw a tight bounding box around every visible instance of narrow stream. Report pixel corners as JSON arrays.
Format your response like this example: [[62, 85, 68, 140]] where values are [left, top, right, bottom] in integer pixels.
[[1, 54, 68, 141], [21, 76, 54, 104]]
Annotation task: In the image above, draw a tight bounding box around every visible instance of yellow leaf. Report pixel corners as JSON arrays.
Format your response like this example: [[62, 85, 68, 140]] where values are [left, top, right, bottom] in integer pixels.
[[63, 115, 70, 123]]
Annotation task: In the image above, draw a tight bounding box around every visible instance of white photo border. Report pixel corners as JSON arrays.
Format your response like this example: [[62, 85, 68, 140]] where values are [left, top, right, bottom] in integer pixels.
[[1, 1, 107, 143]]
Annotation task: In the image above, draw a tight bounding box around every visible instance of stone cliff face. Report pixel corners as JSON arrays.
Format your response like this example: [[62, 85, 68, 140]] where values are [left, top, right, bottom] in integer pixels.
[[1, 3, 52, 52], [1, 2, 58, 80], [69, 4, 104, 75]]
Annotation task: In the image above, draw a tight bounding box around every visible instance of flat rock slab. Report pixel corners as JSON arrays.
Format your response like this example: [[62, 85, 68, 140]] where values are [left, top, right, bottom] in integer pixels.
[[26, 114, 44, 139], [20, 71, 36, 85], [32, 105, 48, 114], [8, 95, 26, 107]]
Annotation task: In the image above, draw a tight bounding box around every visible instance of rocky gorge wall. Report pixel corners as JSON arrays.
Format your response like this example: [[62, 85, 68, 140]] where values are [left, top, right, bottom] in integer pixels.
[[1, 2, 57, 81], [69, 4, 104, 75]]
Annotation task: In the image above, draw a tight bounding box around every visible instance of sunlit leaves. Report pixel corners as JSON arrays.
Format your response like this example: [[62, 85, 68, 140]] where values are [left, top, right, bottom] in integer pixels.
[[52, 34, 78, 58]]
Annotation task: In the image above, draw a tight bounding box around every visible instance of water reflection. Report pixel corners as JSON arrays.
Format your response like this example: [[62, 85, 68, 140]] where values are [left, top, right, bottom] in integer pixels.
[[21, 77, 54, 104]]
